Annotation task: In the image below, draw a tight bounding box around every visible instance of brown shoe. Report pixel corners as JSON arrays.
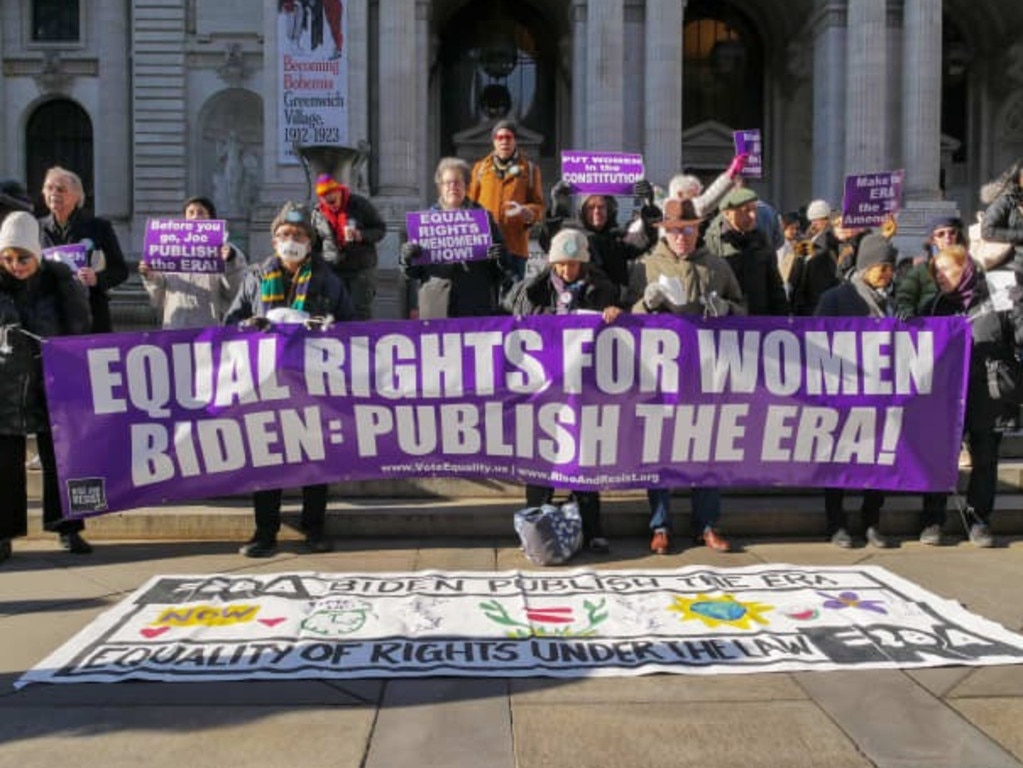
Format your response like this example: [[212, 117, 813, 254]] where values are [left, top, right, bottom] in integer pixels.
[[702, 528, 730, 553], [650, 528, 670, 555]]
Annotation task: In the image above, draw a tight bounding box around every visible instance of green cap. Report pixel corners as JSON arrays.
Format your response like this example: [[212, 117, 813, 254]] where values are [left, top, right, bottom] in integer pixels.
[[719, 187, 759, 212]]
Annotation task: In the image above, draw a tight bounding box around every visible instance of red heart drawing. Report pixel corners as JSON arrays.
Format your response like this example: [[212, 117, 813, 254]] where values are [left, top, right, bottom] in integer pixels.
[[140, 626, 169, 638], [259, 618, 286, 627]]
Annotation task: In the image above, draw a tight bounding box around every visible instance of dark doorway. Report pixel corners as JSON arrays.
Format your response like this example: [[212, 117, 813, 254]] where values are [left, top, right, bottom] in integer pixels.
[[25, 99, 94, 215]]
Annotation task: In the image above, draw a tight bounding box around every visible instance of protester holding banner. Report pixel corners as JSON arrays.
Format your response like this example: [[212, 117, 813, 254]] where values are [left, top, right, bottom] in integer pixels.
[[311, 173, 386, 321], [629, 198, 745, 555], [916, 245, 1023, 548], [38, 166, 128, 333], [704, 188, 788, 317], [893, 216, 966, 320], [138, 196, 247, 329], [0, 212, 93, 560], [468, 121, 543, 278], [787, 199, 840, 316], [980, 157, 1023, 269], [504, 228, 621, 554], [813, 234, 898, 549], [224, 201, 354, 557], [400, 157, 510, 318]]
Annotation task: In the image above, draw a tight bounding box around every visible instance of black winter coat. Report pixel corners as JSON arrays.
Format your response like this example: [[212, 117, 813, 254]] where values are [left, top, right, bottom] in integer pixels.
[[39, 210, 128, 333], [981, 192, 1023, 263], [505, 264, 618, 316], [789, 231, 840, 316], [312, 193, 387, 274], [704, 217, 788, 316], [223, 253, 355, 325], [0, 261, 92, 435]]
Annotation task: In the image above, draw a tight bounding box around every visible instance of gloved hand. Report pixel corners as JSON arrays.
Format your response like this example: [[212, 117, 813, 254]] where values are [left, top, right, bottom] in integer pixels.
[[303, 314, 335, 332], [894, 306, 914, 321], [399, 242, 423, 268], [639, 203, 663, 227], [726, 153, 750, 179], [700, 292, 729, 317], [633, 179, 655, 207], [643, 283, 670, 311], [486, 243, 504, 262], [239, 316, 273, 332]]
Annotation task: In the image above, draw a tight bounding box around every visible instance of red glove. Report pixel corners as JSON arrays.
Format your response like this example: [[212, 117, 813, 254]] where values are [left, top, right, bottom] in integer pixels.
[[727, 153, 750, 179]]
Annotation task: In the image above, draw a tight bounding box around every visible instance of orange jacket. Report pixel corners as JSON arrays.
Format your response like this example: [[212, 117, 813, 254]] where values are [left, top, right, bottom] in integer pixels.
[[468, 151, 544, 260]]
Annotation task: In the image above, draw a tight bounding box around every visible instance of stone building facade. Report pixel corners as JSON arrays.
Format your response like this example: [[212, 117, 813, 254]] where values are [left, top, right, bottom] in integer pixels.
[[3, 0, 1022, 319]]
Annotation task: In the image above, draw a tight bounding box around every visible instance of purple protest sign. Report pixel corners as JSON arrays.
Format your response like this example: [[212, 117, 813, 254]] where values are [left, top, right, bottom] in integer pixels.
[[143, 219, 226, 274], [405, 209, 492, 264], [733, 129, 763, 179], [42, 244, 88, 271], [560, 151, 645, 195], [42, 315, 969, 518], [842, 170, 905, 227]]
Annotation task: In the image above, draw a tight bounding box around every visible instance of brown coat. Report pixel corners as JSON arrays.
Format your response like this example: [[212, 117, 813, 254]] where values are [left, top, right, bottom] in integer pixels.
[[468, 151, 544, 261]]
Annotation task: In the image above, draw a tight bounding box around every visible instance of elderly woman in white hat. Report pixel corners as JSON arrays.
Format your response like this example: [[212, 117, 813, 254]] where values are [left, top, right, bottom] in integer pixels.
[[0, 212, 92, 561]]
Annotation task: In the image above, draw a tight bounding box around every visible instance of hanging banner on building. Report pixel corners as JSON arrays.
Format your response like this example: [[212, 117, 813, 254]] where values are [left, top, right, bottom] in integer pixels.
[[16, 564, 1023, 686], [42, 244, 89, 272], [560, 151, 645, 196], [142, 219, 227, 274], [405, 209, 493, 264], [732, 130, 763, 179], [41, 315, 969, 519], [842, 170, 905, 228], [276, 0, 349, 164]]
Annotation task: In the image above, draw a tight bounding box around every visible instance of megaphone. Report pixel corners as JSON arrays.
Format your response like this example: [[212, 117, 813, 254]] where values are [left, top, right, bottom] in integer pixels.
[[295, 142, 370, 202]]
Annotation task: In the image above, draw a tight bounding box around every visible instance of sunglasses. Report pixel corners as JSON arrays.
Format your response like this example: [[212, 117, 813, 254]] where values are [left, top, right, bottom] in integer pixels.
[[493, 132, 515, 141], [0, 253, 34, 267]]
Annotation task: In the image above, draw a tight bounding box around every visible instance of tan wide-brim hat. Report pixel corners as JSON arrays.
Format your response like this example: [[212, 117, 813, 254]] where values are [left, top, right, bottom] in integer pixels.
[[657, 198, 703, 231]]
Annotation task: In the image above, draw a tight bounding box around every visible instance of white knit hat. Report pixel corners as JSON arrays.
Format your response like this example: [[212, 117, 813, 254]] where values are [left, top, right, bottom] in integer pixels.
[[548, 228, 590, 264], [806, 199, 831, 221], [0, 212, 41, 261]]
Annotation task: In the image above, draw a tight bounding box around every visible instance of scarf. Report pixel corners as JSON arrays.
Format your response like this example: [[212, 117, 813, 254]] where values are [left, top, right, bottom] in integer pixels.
[[318, 188, 351, 246], [944, 258, 978, 311], [850, 274, 891, 318], [260, 257, 312, 311], [492, 150, 521, 179], [550, 271, 585, 315]]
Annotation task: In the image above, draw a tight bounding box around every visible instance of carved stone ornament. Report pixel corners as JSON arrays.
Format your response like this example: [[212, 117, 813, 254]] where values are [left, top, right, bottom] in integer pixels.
[[33, 51, 72, 95], [217, 43, 250, 87]]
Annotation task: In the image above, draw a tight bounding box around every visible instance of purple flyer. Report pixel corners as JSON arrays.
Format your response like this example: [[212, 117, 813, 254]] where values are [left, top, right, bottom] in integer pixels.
[[405, 209, 492, 263], [560, 151, 645, 195], [733, 129, 763, 179], [143, 219, 226, 274], [42, 244, 89, 271], [842, 171, 905, 227]]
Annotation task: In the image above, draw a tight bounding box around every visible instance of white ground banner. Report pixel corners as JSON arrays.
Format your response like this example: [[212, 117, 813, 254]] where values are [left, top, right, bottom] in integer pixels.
[[17, 565, 1023, 686]]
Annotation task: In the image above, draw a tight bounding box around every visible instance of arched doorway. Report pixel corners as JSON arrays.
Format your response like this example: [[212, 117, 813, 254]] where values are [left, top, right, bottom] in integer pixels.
[[25, 99, 93, 214], [437, 0, 557, 161]]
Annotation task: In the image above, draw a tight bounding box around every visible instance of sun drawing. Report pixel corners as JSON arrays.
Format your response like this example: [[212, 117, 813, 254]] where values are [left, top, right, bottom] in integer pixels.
[[668, 593, 774, 630]]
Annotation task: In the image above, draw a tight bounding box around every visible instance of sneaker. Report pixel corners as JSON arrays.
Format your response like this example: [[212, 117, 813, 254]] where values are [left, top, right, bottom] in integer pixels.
[[0, 539, 10, 563], [968, 522, 994, 548], [303, 532, 334, 553], [865, 526, 892, 549], [650, 528, 670, 555], [919, 524, 944, 546], [702, 528, 731, 553], [830, 528, 853, 549], [239, 536, 277, 558], [588, 537, 611, 554], [59, 532, 92, 554]]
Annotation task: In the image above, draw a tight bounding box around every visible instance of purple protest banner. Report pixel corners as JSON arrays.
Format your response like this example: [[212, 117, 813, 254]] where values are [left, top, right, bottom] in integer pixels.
[[405, 209, 492, 264], [42, 315, 969, 519], [842, 170, 905, 227], [143, 219, 226, 274], [42, 244, 89, 271], [733, 129, 763, 179], [560, 151, 645, 195]]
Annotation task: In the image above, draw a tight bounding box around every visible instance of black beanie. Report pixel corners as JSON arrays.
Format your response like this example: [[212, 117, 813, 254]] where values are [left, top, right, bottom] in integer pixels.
[[855, 233, 897, 271]]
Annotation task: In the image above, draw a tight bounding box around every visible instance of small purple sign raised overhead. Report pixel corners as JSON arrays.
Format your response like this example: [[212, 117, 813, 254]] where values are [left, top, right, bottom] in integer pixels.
[[842, 170, 905, 228], [42, 244, 89, 272], [142, 219, 226, 274], [405, 209, 492, 264], [42, 314, 970, 519], [733, 130, 763, 179], [560, 151, 645, 195]]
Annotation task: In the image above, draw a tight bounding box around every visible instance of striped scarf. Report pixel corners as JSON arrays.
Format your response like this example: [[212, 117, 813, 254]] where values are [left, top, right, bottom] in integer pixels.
[[260, 258, 312, 310]]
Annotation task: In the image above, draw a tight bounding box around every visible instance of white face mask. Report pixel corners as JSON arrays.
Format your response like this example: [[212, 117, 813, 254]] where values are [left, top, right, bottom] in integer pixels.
[[277, 238, 309, 263]]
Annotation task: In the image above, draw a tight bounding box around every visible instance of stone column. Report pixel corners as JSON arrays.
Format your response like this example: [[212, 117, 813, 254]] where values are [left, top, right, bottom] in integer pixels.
[[901, 0, 942, 200], [812, 1, 847, 203], [377, 0, 417, 196], [644, 0, 684, 184], [586, 0, 625, 149], [844, 0, 887, 174], [571, 1, 588, 149]]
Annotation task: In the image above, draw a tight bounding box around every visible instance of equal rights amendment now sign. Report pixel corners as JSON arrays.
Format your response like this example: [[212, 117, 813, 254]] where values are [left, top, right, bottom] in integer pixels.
[[41, 314, 969, 518], [17, 565, 1023, 685]]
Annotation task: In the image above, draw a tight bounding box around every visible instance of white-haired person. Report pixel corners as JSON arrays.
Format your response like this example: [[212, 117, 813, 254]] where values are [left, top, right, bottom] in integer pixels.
[[38, 166, 128, 333], [0, 212, 93, 560]]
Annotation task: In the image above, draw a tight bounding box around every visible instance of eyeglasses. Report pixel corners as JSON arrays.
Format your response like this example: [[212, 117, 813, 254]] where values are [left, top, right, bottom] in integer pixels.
[[0, 253, 34, 267], [493, 132, 515, 141], [440, 178, 465, 187], [667, 226, 697, 236]]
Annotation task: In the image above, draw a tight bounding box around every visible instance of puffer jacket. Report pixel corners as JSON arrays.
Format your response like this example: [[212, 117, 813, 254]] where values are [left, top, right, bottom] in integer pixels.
[[981, 191, 1023, 262], [0, 261, 92, 435], [312, 192, 387, 274]]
